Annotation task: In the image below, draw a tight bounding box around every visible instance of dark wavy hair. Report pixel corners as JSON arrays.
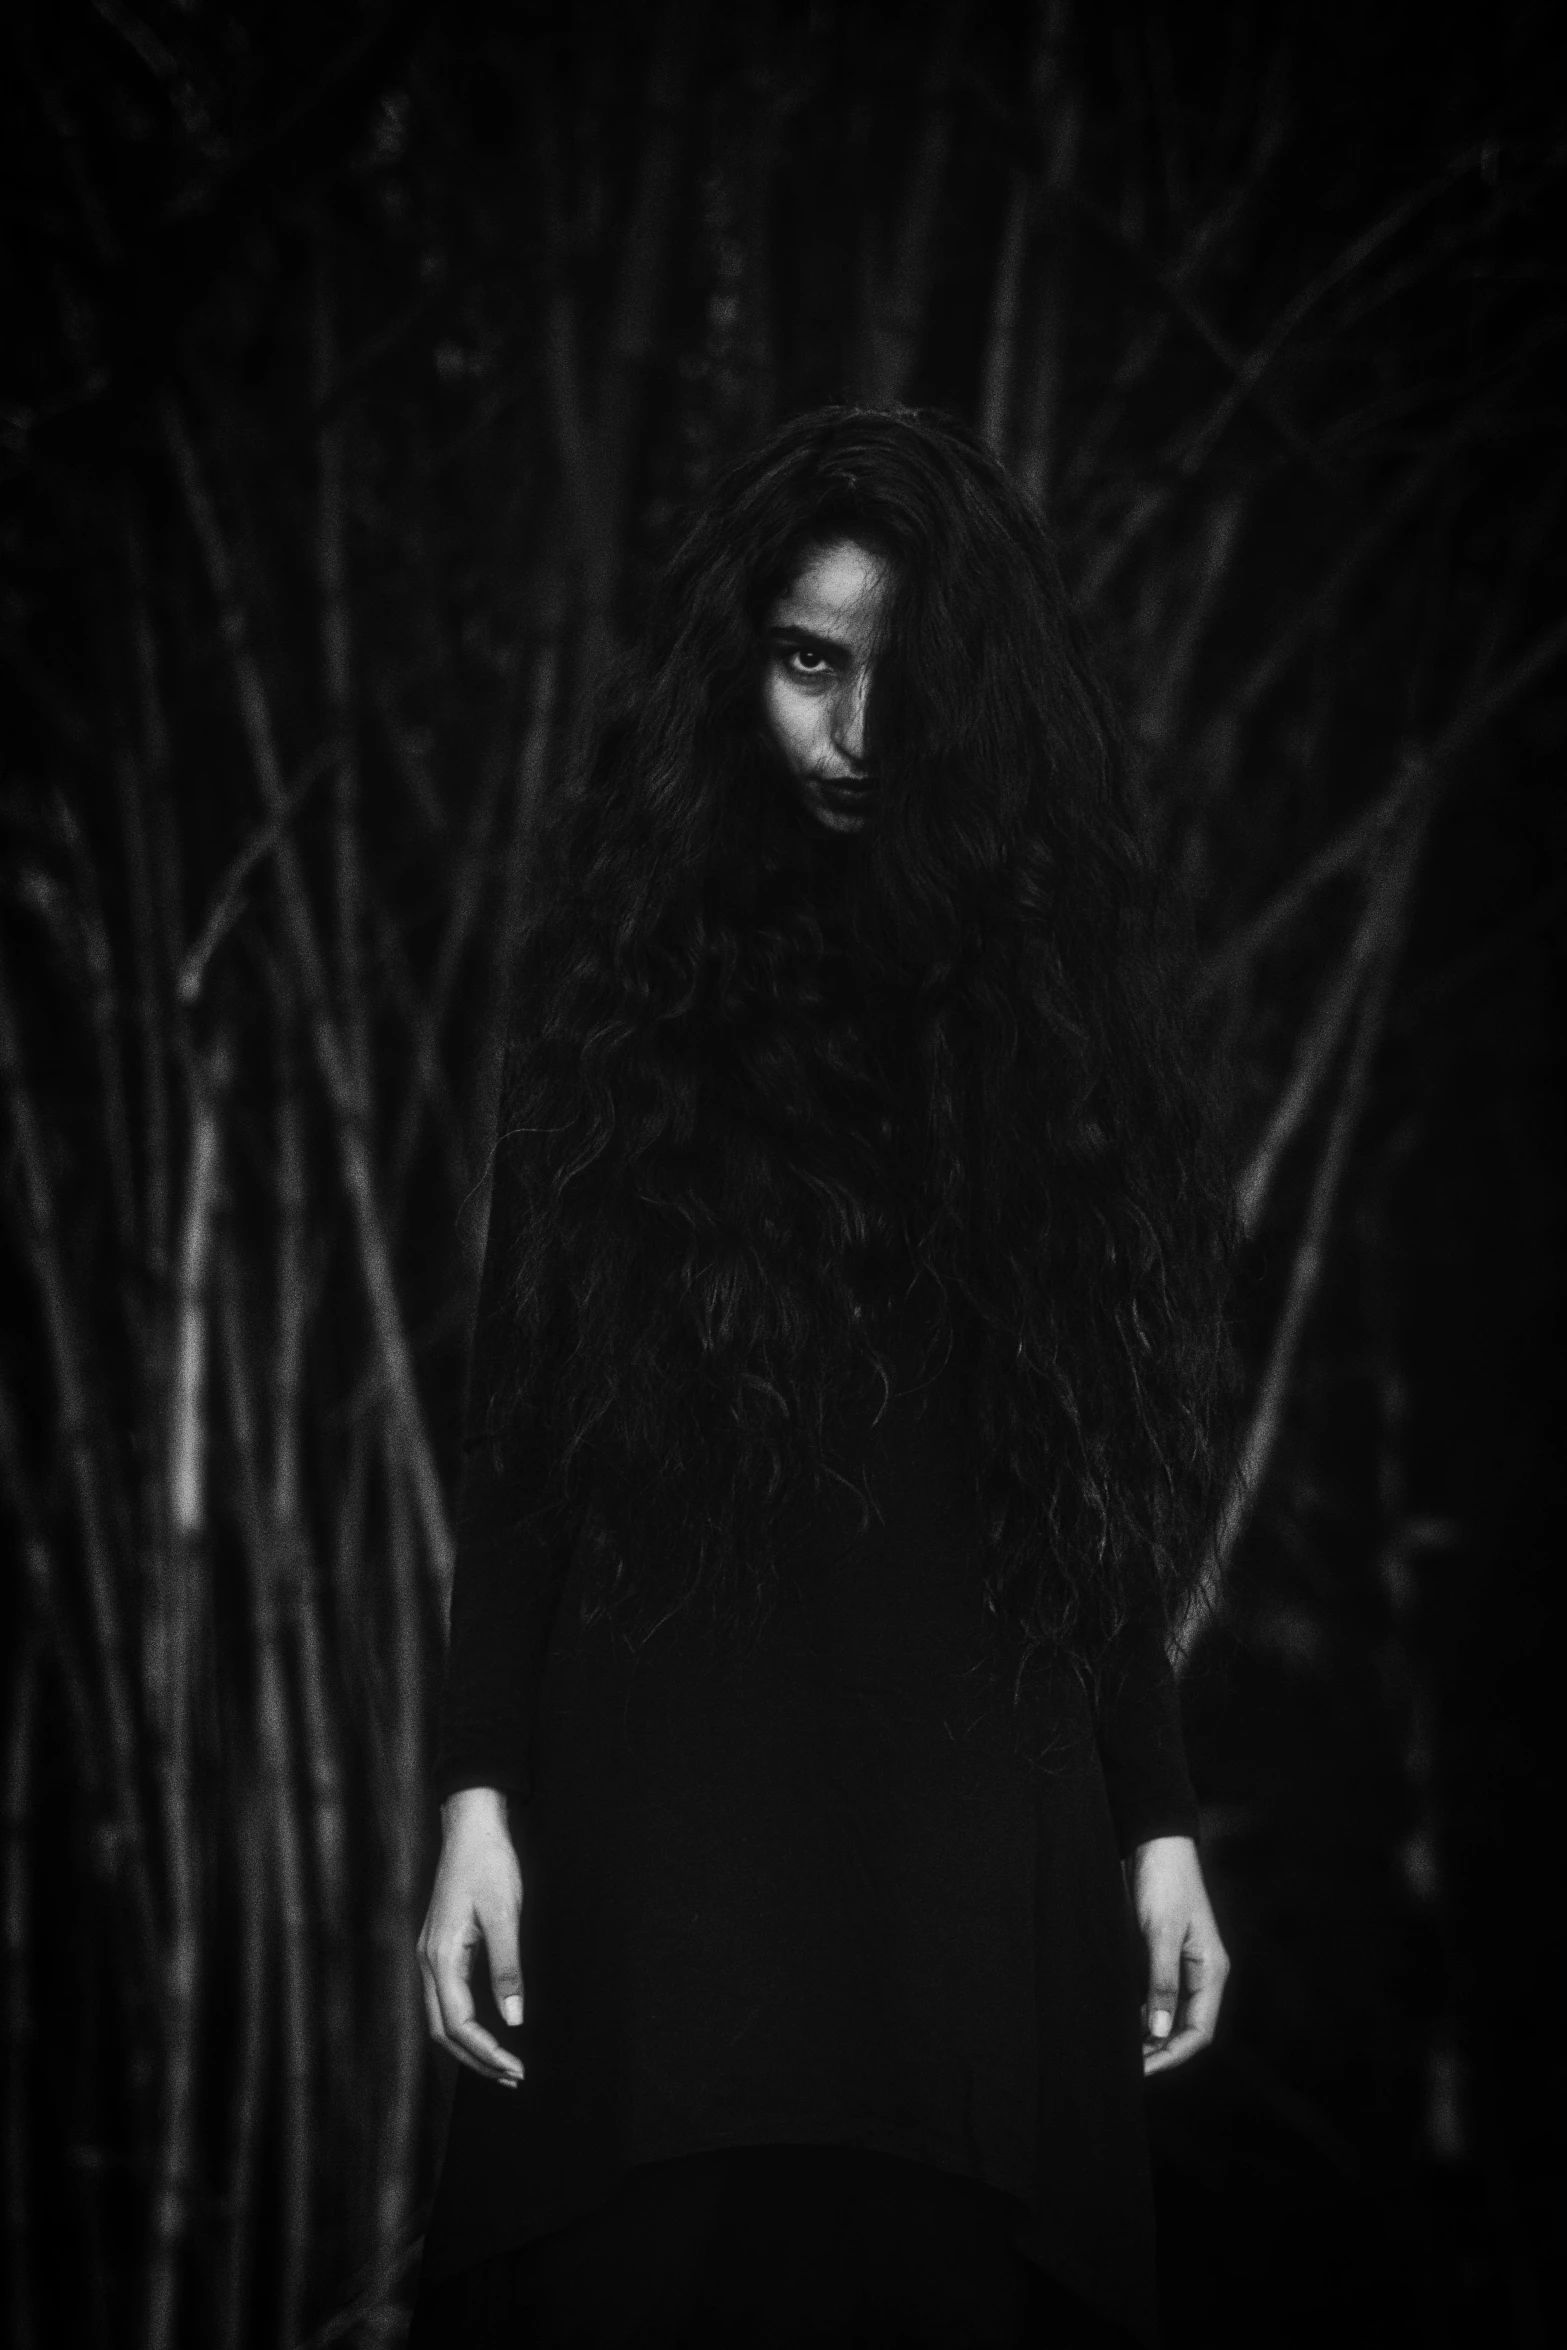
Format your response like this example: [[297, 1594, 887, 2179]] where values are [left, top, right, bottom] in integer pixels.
[[479, 403, 1236, 1682]]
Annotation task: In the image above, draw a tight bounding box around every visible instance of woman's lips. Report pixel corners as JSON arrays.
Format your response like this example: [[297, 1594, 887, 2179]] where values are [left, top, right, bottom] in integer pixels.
[[813, 772, 875, 809]]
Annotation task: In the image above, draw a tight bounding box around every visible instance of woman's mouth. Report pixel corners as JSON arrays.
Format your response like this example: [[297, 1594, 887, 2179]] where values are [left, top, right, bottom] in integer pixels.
[[812, 772, 875, 811]]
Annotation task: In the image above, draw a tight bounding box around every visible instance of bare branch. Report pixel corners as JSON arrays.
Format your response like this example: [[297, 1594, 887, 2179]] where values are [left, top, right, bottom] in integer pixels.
[[857, 0, 968, 404], [1235, 774, 1423, 1239], [1174, 918, 1408, 1671], [365, 1424, 425, 2348], [3, 1631, 40, 2350], [160, 394, 454, 1604], [176, 744, 334, 1008], [1014, 86, 1082, 512], [144, 1030, 226, 2350], [215, 1772, 270, 2350], [1175, 155, 1480, 483], [216, 1240, 313, 2350], [0, 941, 160, 2009], [0, 1381, 102, 1819], [1197, 780, 1408, 1003], [979, 168, 1033, 458], [316, 243, 372, 1119], [597, 7, 690, 526]]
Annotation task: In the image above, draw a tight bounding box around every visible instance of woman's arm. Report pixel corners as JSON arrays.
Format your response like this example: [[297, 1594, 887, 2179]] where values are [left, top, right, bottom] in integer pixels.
[[1093, 1615, 1200, 1853], [1127, 1833, 1229, 2076], [418, 1121, 578, 2082], [1094, 1619, 1230, 2074]]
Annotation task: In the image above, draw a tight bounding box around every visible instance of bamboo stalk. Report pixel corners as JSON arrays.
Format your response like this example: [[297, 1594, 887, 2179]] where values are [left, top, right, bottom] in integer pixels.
[[176, 745, 335, 1008], [540, 256, 612, 678], [217, 1238, 314, 2350], [1185, 611, 1567, 1649], [110, 717, 181, 1814], [1136, 487, 1247, 756], [4, 1632, 40, 2350], [979, 170, 1033, 458], [122, 509, 186, 986], [368, 887, 470, 1217], [269, 961, 351, 2099], [596, 7, 689, 537], [366, 1423, 425, 2349], [69, 1845, 114, 2350], [384, 677, 524, 1221], [217, 1768, 271, 2350], [1234, 776, 1423, 1239], [1174, 898, 1412, 1669], [316, 242, 372, 1123], [144, 1031, 227, 2350], [369, 675, 449, 838], [1197, 775, 1411, 1002], [159, 394, 454, 1606], [0, 942, 160, 2010], [50, 789, 140, 1274], [1059, 82, 1289, 504], [112, 742, 173, 1276], [461, 631, 562, 1286], [0, 1382, 102, 1829], [1175, 159, 1481, 483], [1014, 85, 1081, 513], [857, 0, 968, 405]]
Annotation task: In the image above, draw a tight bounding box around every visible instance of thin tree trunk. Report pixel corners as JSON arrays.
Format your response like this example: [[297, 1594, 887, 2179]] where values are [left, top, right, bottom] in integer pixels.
[[217, 1770, 271, 2350], [144, 1033, 226, 2350], [217, 1238, 314, 2350], [159, 395, 454, 1605], [0, 944, 160, 2014], [3, 1634, 40, 2350], [979, 167, 1033, 459], [366, 1424, 425, 2348], [316, 243, 372, 1123], [270, 962, 352, 2135], [462, 631, 562, 1287], [857, 0, 968, 404], [1235, 774, 1423, 1239], [1174, 904, 1409, 1667], [0, 1383, 104, 1840], [1014, 82, 1082, 513]]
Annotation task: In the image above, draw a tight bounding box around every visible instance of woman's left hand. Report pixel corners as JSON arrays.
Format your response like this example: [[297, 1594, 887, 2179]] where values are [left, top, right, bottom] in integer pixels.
[[1127, 1834, 1229, 2076]]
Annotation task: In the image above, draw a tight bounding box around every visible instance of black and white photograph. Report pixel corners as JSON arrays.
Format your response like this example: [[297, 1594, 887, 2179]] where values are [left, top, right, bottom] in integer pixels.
[[1, 4, 1562, 2345]]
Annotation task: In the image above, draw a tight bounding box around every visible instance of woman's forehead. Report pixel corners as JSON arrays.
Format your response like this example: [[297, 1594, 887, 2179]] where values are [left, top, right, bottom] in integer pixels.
[[767, 538, 890, 646]]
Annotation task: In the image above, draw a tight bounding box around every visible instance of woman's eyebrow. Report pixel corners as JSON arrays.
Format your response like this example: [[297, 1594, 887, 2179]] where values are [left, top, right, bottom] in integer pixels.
[[764, 621, 853, 659]]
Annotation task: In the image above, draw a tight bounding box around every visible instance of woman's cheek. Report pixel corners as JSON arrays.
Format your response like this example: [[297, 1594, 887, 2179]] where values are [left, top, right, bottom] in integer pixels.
[[765, 681, 816, 775]]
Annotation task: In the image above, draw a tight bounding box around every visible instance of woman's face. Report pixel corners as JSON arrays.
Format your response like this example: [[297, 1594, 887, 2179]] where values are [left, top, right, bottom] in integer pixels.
[[759, 537, 890, 835]]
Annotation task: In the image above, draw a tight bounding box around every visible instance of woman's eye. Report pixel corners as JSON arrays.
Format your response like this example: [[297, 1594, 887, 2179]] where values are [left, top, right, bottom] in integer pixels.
[[786, 646, 831, 676]]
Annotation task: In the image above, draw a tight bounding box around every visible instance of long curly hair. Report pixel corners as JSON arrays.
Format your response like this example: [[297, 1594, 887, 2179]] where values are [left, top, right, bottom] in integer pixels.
[[480, 404, 1236, 1682]]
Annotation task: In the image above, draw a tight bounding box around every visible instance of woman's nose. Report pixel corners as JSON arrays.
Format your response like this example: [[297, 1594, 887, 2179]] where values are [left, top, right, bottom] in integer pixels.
[[830, 671, 869, 770]]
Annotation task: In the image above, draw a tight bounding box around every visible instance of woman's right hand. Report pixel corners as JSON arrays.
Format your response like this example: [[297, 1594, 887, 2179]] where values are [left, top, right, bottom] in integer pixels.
[[417, 1786, 527, 2087]]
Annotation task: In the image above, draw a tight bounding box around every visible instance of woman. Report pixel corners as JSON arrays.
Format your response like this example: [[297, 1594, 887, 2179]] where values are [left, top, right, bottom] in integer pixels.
[[408, 406, 1235, 2349]]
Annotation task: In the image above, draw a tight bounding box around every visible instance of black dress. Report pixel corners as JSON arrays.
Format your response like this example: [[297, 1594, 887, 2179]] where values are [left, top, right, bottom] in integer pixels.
[[413, 1144, 1199, 2349]]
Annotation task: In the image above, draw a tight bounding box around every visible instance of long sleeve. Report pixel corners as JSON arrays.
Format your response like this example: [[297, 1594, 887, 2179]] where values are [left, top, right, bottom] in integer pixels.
[[430, 1129, 579, 1808], [1092, 1614, 1200, 1856]]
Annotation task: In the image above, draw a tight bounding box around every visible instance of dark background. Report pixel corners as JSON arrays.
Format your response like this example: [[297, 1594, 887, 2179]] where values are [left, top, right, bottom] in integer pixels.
[[1, 3, 1563, 2345]]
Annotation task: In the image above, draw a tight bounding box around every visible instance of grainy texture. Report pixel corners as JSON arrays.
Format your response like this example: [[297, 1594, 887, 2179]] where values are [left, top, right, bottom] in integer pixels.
[[0, 3, 1560, 2345]]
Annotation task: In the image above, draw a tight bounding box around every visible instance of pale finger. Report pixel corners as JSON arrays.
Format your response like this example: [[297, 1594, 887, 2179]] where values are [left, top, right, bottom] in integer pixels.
[[434, 1944, 525, 2083], [479, 1896, 524, 2030], [1142, 2021, 1210, 2075], [445, 2010, 525, 2081], [1179, 1954, 1228, 2047]]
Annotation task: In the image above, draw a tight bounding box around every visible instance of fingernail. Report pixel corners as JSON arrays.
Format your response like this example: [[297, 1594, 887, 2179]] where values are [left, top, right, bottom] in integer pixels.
[[1150, 2010, 1172, 2040], [502, 1996, 522, 2026]]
